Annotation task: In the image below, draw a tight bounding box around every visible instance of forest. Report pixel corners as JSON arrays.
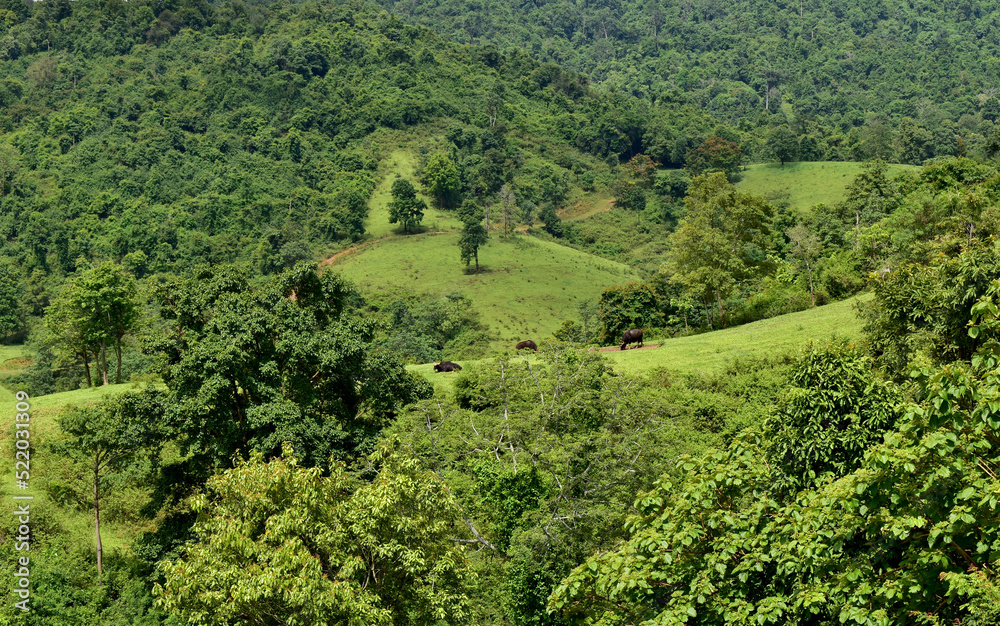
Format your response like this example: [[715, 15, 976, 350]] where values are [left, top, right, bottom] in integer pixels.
[[2, 0, 1000, 624]]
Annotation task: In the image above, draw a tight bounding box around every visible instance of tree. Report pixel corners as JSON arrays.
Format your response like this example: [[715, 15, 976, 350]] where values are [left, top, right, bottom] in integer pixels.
[[0, 262, 22, 341], [152, 264, 431, 474], [74, 264, 140, 384], [762, 342, 900, 495], [0, 141, 19, 199], [539, 203, 563, 237], [838, 159, 901, 248], [44, 264, 139, 386], [551, 303, 1000, 624], [459, 218, 488, 273], [597, 282, 663, 342], [387, 178, 426, 234], [393, 345, 693, 624], [685, 135, 743, 180], [499, 183, 516, 237], [55, 389, 163, 579], [765, 125, 799, 166], [613, 154, 656, 225], [156, 441, 476, 625], [786, 222, 821, 306], [423, 153, 462, 209], [663, 173, 775, 325]]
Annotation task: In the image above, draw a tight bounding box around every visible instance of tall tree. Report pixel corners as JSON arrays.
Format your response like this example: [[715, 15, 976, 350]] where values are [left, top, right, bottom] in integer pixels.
[[423, 154, 462, 209], [152, 264, 431, 474], [786, 222, 822, 306], [765, 125, 799, 166], [55, 389, 163, 580], [663, 173, 775, 325], [74, 264, 140, 384], [156, 441, 476, 625], [499, 183, 516, 237], [459, 218, 489, 273]]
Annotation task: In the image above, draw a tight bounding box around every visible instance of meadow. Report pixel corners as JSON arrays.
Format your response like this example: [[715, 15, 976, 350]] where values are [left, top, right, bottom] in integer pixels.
[[736, 161, 920, 214], [331, 229, 639, 344], [408, 292, 870, 394]]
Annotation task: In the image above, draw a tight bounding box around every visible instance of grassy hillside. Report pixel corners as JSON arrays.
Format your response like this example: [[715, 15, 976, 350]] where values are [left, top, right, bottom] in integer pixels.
[[332, 230, 638, 344], [603, 293, 870, 375], [408, 292, 870, 393], [737, 162, 920, 213]]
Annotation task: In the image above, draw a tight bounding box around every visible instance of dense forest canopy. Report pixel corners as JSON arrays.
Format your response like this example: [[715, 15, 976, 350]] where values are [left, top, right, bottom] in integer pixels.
[[5, 0, 1000, 624], [380, 0, 1000, 162]]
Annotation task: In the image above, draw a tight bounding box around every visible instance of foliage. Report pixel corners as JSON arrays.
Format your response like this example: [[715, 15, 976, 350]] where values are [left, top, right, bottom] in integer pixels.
[[663, 173, 775, 325], [762, 125, 797, 166], [459, 217, 489, 273], [387, 177, 427, 235], [551, 311, 1000, 624], [0, 260, 23, 341], [390, 344, 710, 624], [150, 263, 431, 474], [54, 388, 164, 577], [44, 263, 140, 387], [423, 153, 463, 209], [155, 441, 476, 625], [762, 342, 901, 495], [859, 240, 1000, 378], [685, 135, 743, 180], [596, 281, 662, 342]]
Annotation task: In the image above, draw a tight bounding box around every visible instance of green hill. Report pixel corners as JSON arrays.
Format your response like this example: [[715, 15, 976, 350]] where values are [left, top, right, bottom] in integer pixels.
[[330, 229, 639, 346], [408, 292, 870, 394], [736, 162, 920, 213], [602, 292, 870, 375]]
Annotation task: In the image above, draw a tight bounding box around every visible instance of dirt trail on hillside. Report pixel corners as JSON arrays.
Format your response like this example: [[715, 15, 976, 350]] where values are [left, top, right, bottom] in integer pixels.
[[320, 231, 455, 268], [559, 197, 615, 221], [592, 344, 660, 352]]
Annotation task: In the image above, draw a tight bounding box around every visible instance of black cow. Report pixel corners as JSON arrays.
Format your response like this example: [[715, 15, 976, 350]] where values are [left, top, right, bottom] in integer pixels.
[[434, 360, 462, 373], [515, 340, 538, 351], [620, 329, 643, 350]]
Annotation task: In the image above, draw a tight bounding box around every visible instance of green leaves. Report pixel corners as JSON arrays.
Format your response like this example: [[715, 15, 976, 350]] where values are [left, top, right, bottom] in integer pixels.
[[156, 441, 475, 625]]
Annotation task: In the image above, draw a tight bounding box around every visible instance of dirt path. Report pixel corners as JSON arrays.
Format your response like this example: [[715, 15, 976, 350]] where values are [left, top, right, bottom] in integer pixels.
[[559, 197, 615, 221], [593, 344, 660, 352]]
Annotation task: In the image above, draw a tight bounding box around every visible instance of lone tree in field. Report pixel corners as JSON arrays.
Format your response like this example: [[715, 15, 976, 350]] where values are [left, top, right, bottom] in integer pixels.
[[766, 125, 799, 166], [388, 178, 427, 234], [459, 218, 488, 273]]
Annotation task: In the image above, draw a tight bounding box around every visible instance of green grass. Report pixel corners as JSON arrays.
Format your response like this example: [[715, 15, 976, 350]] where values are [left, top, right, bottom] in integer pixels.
[[366, 150, 464, 238], [737, 162, 919, 214], [331, 232, 639, 345], [603, 293, 870, 375], [408, 294, 870, 389]]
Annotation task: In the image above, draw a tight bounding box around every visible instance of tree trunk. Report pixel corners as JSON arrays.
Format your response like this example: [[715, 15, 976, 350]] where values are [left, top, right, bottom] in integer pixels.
[[115, 331, 123, 384], [94, 460, 103, 582], [474, 251, 479, 274], [100, 340, 109, 386], [82, 347, 92, 388], [807, 261, 815, 307], [716, 289, 725, 326]]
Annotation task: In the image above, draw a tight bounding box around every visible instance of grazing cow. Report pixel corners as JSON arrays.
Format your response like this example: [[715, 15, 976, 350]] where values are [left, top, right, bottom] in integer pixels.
[[515, 340, 538, 351], [619, 329, 643, 350], [434, 360, 462, 373]]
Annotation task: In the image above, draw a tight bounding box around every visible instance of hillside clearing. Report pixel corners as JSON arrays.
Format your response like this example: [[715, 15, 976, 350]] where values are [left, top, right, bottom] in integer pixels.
[[408, 293, 870, 392], [737, 162, 920, 214], [329, 232, 639, 345]]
